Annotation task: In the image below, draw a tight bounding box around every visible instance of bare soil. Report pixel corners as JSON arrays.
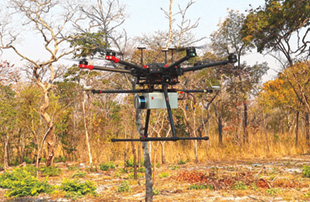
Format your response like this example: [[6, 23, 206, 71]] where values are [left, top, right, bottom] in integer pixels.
[[1, 155, 310, 202]]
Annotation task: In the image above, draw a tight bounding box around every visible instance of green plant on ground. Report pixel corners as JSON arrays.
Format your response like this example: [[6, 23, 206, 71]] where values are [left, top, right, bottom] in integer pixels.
[[169, 165, 179, 170], [68, 165, 79, 171], [128, 173, 144, 179], [302, 165, 310, 178], [23, 156, 33, 164], [178, 159, 187, 165], [0, 167, 54, 198], [118, 180, 130, 193], [54, 156, 66, 163], [125, 158, 144, 167], [0, 167, 36, 189], [71, 171, 87, 178], [99, 161, 116, 171], [231, 181, 248, 190], [40, 166, 62, 177], [158, 172, 169, 178], [266, 187, 280, 196], [153, 188, 159, 195], [137, 167, 145, 173], [60, 178, 97, 199], [188, 184, 214, 190]]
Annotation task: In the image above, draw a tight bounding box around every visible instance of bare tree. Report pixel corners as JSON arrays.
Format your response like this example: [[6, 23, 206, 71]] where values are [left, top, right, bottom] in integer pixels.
[[0, 0, 83, 167]]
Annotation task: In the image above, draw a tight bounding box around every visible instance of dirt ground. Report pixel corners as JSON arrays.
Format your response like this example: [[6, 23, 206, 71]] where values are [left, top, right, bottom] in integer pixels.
[[1, 155, 310, 202]]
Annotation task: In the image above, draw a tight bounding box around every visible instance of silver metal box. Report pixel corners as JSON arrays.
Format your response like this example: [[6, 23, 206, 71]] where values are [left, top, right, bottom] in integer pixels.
[[135, 92, 178, 109]]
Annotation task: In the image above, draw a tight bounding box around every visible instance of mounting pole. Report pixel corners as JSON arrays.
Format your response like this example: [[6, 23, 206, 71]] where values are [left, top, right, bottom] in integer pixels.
[[162, 49, 168, 64], [163, 84, 177, 139], [138, 47, 146, 66]]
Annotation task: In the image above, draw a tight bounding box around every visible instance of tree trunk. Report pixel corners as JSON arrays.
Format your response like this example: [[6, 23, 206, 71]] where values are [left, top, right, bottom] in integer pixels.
[[194, 140, 198, 163], [305, 113, 310, 148], [3, 135, 9, 169], [82, 92, 93, 167], [46, 126, 56, 167], [131, 142, 137, 180], [160, 142, 166, 164], [134, 79, 153, 201], [142, 142, 153, 202], [296, 111, 299, 147], [138, 143, 141, 167], [243, 101, 248, 144], [218, 115, 223, 146]]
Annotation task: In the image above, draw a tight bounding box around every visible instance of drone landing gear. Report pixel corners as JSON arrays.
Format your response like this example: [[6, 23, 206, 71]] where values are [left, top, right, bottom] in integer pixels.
[[111, 136, 209, 142], [111, 85, 209, 142]]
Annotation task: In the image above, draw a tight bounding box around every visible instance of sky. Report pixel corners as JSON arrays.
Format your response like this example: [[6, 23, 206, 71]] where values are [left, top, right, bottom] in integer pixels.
[[1, 0, 279, 81]]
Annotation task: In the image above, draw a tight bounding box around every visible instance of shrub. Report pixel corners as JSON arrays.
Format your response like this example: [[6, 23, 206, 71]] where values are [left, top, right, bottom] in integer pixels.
[[178, 159, 187, 165], [231, 181, 248, 190], [72, 171, 87, 178], [266, 187, 280, 196], [23, 156, 33, 164], [118, 180, 130, 193], [68, 165, 79, 171], [188, 184, 214, 190], [40, 166, 62, 177], [153, 188, 159, 195], [0, 167, 54, 198], [158, 172, 169, 178], [60, 178, 97, 199], [125, 158, 144, 167], [169, 165, 179, 170], [0, 167, 35, 189], [137, 167, 145, 173], [5, 177, 54, 198], [302, 165, 310, 178], [54, 156, 66, 163], [128, 173, 144, 179], [100, 162, 116, 171]]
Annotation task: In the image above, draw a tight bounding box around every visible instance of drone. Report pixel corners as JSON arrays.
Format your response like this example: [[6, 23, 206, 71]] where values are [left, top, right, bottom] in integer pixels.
[[78, 47, 237, 142]]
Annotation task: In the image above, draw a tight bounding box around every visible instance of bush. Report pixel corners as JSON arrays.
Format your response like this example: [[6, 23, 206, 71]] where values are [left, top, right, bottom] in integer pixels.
[[40, 166, 62, 177], [100, 162, 116, 171], [231, 181, 248, 190], [72, 171, 87, 178], [125, 158, 144, 167], [188, 184, 214, 190], [302, 165, 310, 178], [128, 173, 144, 179], [118, 180, 130, 193], [158, 172, 169, 178], [5, 177, 54, 198], [54, 156, 66, 163], [60, 178, 97, 199], [0, 167, 54, 198], [0, 167, 35, 189], [178, 159, 187, 165], [137, 167, 145, 173], [23, 156, 33, 164]]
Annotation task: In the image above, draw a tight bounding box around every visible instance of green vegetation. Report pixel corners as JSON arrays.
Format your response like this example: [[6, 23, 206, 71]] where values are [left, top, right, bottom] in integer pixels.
[[0, 167, 54, 198], [40, 166, 62, 177], [72, 171, 87, 178], [231, 181, 248, 190], [178, 159, 187, 165], [302, 165, 310, 178], [266, 188, 281, 196], [60, 178, 97, 199], [128, 173, 144, 179], [158, 172, 169, 178], [117, 180, 131, 193], [99, 161, 116, 171], [188, 184, 214, 190]]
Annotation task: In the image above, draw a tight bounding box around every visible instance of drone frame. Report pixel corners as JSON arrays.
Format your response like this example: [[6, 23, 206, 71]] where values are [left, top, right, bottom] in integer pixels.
[[79, 47, 237, 142]]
